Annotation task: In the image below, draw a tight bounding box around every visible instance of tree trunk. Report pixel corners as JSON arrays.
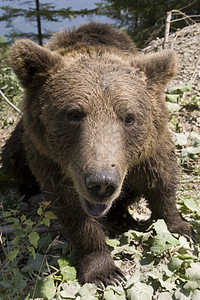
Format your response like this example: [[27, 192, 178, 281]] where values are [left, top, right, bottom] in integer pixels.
[[36, 0, 42, 45]]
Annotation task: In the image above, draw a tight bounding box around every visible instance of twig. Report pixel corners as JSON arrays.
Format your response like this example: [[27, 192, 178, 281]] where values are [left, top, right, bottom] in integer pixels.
[[163, 11, 172, 48], [163, 9, 198, 49], [0, 90, 22, 115], [32, 235, 60, 299]]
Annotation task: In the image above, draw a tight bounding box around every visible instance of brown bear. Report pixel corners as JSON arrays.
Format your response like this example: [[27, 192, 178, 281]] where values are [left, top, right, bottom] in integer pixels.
[[1, 22, 193, 286]]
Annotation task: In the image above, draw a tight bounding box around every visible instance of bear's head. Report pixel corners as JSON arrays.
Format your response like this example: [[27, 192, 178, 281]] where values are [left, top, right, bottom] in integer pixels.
[[9, 38, 176, 217]]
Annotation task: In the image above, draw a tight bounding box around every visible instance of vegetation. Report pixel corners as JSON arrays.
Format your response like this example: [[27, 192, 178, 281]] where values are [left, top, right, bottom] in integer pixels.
[[0, 0, 96, 45], [1, 0, 200, 47], [96, 0, 200, 47], [0, 33, 200, 300]]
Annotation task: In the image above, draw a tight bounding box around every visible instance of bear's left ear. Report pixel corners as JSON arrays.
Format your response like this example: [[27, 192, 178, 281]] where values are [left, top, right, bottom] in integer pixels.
[[9, 39, 63, 88], [133, 50, 177, 89]]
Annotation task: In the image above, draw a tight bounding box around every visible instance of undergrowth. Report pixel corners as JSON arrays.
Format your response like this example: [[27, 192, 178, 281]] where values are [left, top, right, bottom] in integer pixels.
[[0, 43, 199, 299]]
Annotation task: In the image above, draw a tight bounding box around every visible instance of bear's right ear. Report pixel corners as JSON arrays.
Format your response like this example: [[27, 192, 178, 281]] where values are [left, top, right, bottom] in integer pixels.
[[9, 39, 63, 87]]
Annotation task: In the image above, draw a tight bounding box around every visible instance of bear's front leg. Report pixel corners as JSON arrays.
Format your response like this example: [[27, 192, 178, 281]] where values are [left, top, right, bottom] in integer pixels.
[[142, 156, 194, 239], [54, 190, 126, 286]]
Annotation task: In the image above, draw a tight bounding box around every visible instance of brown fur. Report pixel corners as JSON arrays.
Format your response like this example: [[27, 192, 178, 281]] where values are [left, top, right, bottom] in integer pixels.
[[1, 23, 193, 286]]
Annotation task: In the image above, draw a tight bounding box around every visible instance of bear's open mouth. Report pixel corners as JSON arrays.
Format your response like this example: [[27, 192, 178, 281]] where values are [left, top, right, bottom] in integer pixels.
[[83, 199, 111, 217]]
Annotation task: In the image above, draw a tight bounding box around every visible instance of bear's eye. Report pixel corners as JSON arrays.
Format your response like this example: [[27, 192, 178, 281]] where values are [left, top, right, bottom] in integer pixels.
[[68, 109, 84, 122], [124, 114, 135, 126]]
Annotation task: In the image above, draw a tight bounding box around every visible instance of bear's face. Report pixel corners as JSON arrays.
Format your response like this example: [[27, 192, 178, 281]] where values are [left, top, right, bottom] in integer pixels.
[[40, 56, 154, 216], [9, 39, 176, 217]]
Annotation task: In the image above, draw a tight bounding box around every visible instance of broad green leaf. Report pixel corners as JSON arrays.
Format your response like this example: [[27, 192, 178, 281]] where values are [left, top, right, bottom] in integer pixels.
[[126, 282, 153, 300], [42, 217, 50, 227], [125, 269, 141, 288], [174, 288, 191, 299], [183, 281, 199, 291], [28, 231, 40, 248], [44, 211, 57, 220], [106, 237, 120, 248], [173, 133, 188, 146], [11, 237, 19, 246], [58, 257, 77, 281], [126, 287, 139, 300], [59, 281, 80, 298], [104, 290, 126, 300], [21, 253, 46, 273], [186, 262, 200, 282], [8, 248, 19, 262], [168, 257, 182, 271], [183, 199, 199, 212], [78, 283, 97, 296], [166, 102, 181, 113], [168, 83, 192, 94], [24, 219, 35, 227], [3, 211, 12, 217], [166, 94, 179, 103], [32, 277, 55, 300], [37, 206, 43, 216], [192, 290, 200, 300], [106, 285, 124, 295], [28, 246, 36, 259], [182, 146, 200, 157], [153, 219, 179, 246], [20, 215, 26, 222], [150, 236, 169, 254]]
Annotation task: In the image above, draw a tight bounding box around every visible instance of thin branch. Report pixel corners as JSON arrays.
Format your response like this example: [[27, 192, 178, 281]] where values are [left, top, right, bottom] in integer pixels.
[[170, 15, 200, 23], [0, 90, 22, 115], [163, 9, 199, 49]]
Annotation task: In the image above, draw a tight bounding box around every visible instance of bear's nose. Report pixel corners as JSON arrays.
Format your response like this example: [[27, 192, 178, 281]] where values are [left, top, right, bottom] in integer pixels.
[[85, 171, 120, 201]]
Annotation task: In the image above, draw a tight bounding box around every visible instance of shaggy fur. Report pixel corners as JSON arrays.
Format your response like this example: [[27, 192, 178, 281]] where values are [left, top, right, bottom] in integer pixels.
[[1, 22, 193, 286]]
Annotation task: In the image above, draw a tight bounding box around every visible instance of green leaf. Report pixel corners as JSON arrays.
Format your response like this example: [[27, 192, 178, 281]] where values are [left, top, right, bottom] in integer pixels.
[[11, 237, 19, 246], [182, 146, 200, 157], [28, 246, 36, 259], [192, 290, 200, 300], [22, 253, 46, 273], [104, 290, 126, 300], [173, 133, 188, 146], [37, 206, 43, 216], [186, 262, 200, 282], [106, 237, 120, 248], [8, 248, 19, 262], [58, 257, 77, 281], [183, 281, 199, 291], [20, 215, 26, 222], [44, 211, 57, 220], [168, 257, 182, 271], [31, 277, 55, 300], [125, 269, 141, 288], [28, 231, 40, 248], [126, 282, 153, 300], [42, 217, 50, 227], [3, 211, 12, 217], [183, 199, 199, 212], [24, 219, 35, 227], [174, 288, 191, 299], [166, 94, 179, 103], [166, 102, 181, 113], [59, 281, 80, 298], [78, 283, 97, 296]]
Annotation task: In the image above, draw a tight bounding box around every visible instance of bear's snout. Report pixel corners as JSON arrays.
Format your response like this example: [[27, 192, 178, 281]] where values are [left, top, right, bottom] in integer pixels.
[[85, 171, 120, 202]]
